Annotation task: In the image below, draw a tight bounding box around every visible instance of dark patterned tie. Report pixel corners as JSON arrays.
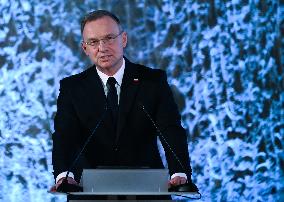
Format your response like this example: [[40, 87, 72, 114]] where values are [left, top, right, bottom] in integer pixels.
[[107, 77, 118, 130]]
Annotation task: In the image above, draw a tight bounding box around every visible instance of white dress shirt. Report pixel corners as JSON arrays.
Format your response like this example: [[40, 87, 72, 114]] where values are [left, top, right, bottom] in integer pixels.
[[96, 58, 125, 102]]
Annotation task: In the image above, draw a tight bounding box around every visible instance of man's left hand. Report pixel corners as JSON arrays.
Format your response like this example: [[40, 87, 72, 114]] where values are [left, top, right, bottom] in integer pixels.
[[169, 176, 187, 187]]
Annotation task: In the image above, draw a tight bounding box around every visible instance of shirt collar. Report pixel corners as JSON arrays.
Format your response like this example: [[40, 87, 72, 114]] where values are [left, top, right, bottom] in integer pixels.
[[96, 58, 125, 87]]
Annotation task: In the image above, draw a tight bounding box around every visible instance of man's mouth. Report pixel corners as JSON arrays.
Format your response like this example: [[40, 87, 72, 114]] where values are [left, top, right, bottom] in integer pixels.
[[100, 55, 111, 60]]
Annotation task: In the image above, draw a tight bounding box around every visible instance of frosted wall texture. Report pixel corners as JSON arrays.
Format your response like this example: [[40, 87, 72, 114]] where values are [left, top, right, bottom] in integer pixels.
[[0, 0, 283, 201]]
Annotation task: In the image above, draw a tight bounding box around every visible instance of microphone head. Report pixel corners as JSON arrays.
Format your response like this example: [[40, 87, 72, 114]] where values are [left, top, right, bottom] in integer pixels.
[[137, 102, 144, 109]]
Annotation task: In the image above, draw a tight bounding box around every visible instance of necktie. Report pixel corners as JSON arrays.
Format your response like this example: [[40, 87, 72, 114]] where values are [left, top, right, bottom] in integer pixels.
[[107, 77, 118, 130]]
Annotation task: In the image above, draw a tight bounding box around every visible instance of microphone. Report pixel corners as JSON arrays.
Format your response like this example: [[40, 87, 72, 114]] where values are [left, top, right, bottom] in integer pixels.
[[56, 105, 108, 193], [139, 103, 199, 193]]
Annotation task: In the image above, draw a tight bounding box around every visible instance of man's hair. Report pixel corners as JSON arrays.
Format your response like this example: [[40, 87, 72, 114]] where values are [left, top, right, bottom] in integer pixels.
[[81, 10, 122, 34]]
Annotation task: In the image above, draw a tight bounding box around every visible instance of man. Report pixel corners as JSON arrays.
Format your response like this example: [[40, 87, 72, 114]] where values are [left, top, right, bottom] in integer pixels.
[[52, 10, 194, 191]]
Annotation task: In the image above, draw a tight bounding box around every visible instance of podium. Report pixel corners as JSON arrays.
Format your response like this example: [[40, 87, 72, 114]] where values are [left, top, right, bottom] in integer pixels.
[[52, 169, 200, 201]]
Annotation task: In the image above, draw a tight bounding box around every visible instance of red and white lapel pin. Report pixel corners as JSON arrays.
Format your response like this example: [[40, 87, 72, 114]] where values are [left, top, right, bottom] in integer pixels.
[[133, 78, 139, 84]]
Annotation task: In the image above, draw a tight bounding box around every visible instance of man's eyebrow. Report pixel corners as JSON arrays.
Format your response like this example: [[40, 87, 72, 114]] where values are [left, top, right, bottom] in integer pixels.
[[86, 34, 116, 41], [86, 37, 99, 41]]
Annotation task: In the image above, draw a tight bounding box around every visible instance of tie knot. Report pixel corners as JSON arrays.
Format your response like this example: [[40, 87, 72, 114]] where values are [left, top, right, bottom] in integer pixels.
[[107, 77, 117, 87]]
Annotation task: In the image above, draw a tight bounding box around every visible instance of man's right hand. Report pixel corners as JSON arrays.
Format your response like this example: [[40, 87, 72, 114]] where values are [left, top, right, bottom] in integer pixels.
[[55, 177, 78, 190]]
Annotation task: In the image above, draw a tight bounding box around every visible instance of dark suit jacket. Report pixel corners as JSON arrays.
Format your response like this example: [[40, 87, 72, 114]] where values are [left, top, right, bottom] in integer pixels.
[[52, 57, 192, 182]]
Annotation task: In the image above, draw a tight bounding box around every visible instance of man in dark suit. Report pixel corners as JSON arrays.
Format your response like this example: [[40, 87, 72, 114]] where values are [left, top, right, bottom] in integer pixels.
[[52, 10, 193, 190]]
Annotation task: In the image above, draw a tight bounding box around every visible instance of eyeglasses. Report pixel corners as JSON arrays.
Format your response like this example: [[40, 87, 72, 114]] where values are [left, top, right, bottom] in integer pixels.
[[83, 31, 123, 47]]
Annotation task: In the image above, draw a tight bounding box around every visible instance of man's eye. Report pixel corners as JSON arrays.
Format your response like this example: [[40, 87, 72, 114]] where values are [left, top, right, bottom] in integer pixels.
[[105, 36, 114, 40], [90, 40, 99, 44]]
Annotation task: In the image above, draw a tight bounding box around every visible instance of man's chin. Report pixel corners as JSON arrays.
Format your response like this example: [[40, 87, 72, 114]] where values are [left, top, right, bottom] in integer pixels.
[[96, 62, 117, 74], [94, 57, 122, 74], [98, 62, 113, 69], [97, 58, 113, 66]]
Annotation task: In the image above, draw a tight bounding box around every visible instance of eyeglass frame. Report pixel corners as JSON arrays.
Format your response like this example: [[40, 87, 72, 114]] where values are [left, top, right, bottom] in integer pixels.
[[82, 31, 124, 47]]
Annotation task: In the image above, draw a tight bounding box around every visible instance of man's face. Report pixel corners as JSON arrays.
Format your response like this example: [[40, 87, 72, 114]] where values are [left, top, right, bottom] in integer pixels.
[[81, 16, 127, 75]]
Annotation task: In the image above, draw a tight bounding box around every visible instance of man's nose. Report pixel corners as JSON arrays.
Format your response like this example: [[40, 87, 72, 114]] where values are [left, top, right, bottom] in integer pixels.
[[98, 40, 107, 51]]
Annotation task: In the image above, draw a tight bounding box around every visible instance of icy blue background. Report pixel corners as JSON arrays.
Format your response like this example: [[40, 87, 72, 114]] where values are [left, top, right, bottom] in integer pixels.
[[0, 0, 283, 201]]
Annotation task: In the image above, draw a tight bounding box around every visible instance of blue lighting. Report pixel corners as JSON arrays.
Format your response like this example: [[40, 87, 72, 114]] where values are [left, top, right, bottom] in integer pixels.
[[0, 1, 283, 201]]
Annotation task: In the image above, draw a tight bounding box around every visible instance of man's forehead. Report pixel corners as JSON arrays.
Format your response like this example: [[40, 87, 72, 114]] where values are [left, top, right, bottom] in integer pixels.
[[84, 33, 116, 41], [83, 16, 122, 39], [85, 16, 119, 29], [84, 19, 118, 35], [83, 30, 119, 40]]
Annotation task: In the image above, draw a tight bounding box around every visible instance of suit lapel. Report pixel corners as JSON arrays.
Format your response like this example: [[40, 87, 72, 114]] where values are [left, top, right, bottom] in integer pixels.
[[80, 60, 140, 142], [81, 67, 107, 130], [115, 59, 140, 142]]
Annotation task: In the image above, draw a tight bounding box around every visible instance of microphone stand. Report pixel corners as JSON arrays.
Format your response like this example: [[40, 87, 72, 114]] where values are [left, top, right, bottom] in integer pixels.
[[140, 104, 199, 193]]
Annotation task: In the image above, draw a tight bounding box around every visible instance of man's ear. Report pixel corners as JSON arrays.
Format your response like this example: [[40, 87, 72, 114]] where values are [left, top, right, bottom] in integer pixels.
[[122, 32, 127, 48], [81, 42, 88, 55]]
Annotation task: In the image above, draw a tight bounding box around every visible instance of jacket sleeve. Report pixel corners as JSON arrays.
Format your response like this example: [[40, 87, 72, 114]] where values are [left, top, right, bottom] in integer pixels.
[[52, 79, 82, 182], [155, 71, 192, 178]]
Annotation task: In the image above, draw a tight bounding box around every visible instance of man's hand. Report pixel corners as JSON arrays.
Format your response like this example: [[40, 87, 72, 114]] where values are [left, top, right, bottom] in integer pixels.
[[55, 177, 78, 190], [49, 177, 79, 192], [168, 176, 187, 187]]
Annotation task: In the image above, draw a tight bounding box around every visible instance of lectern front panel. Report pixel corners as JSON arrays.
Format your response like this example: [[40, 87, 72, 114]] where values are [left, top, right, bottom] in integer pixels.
[[81, 169, 169, 193]]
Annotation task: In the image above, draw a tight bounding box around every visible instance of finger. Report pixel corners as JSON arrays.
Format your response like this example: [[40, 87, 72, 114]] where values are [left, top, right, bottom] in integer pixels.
[[170, 177, 181, 185], [56, 177, 77, 189], [180, 177, 187, 184], [55, 182, 62, 189], [169, 179, 175, 185], [170, 177, 188, 186], [50, 185, 57, 192], [67, 177, 78, 184]]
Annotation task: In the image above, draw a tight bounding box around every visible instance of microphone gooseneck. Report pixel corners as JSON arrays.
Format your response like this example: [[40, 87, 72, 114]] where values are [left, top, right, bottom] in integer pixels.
[[140, 104, 188, 175], [68, 104, 108, 174], [139, 103, 200, 196]]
